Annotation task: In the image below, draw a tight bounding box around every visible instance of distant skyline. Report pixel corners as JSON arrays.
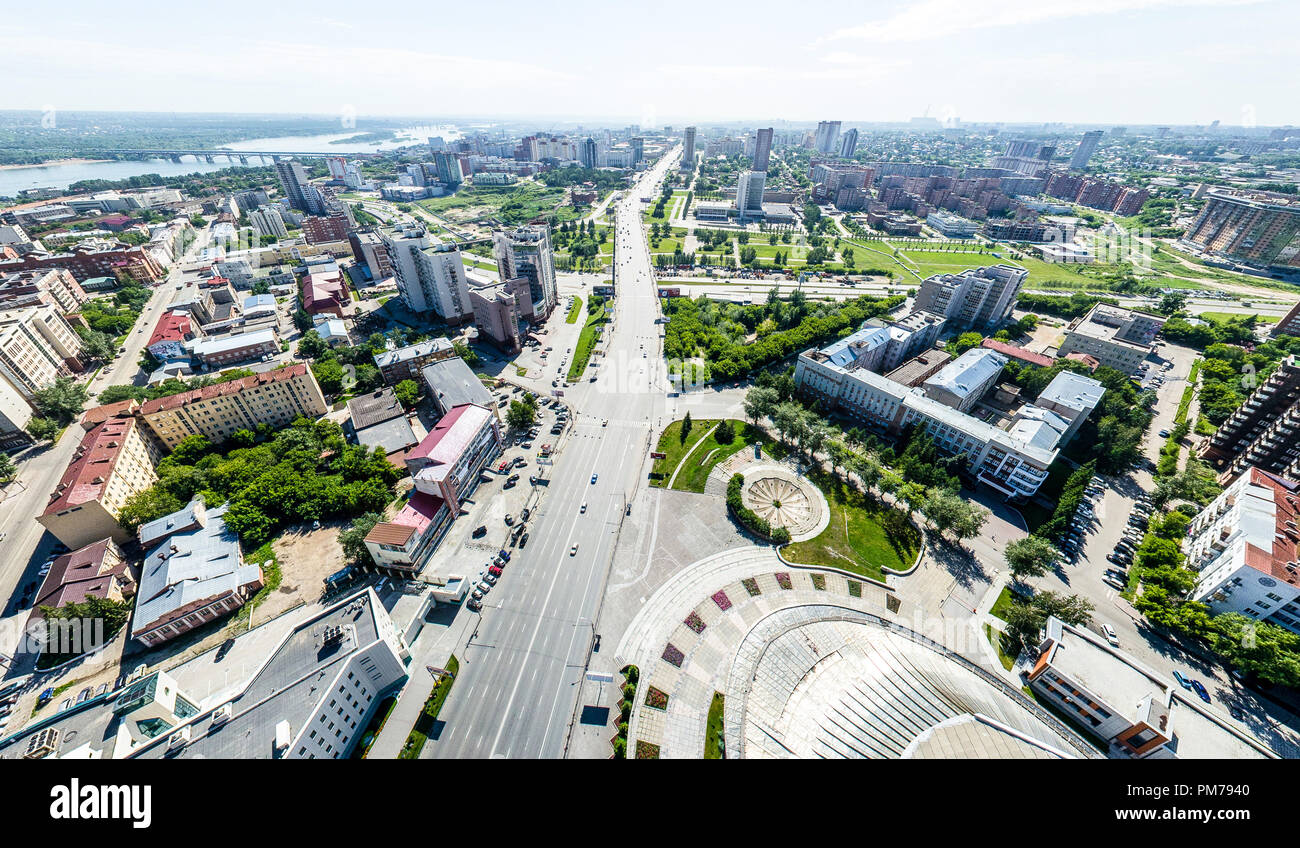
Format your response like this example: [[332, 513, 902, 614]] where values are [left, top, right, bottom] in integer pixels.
[[5, 0, 1298, 126]]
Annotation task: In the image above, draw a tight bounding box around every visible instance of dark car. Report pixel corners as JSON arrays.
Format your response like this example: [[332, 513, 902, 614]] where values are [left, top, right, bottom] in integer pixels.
[[215, 638, 236, 662], [467, 598, 482, 612], [472, 525, 488, 538], [1190, 679, 1212, 703]]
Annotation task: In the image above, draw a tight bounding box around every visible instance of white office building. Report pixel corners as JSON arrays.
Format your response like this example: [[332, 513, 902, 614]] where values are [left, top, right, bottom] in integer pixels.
[[911, 265, 1028, 333], [735, 170, 767, 220]]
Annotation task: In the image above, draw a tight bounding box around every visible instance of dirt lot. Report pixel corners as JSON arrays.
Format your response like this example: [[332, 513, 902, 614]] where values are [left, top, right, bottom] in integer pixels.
[[266, 521, 349, 621]]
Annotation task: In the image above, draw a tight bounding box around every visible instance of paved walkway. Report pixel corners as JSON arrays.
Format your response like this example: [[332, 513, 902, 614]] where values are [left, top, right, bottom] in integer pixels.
[[664, 422, 718, 489]]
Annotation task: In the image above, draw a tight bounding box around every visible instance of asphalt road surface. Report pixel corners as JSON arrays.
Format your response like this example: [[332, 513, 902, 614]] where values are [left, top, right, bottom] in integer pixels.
[[423, 150, 679, 758]]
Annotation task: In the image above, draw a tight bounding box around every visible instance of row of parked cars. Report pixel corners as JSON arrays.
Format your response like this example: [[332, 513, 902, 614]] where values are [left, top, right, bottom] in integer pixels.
[[1057, 475, 1107, 564], [1105, 492, 1155, 590], [466, 549, 513, 612]]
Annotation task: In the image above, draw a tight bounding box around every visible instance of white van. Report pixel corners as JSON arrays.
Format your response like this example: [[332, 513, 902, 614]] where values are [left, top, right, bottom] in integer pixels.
[[1101, 622, 1119, 646]]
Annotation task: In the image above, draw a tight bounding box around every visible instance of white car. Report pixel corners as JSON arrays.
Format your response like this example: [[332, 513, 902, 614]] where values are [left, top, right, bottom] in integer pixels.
[[580, 502, 587, 514], [1101, 622, 1120, 646], [570, 544, 579, 556]]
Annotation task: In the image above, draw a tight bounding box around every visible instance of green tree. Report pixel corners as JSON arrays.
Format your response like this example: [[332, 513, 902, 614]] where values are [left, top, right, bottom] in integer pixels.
[[0, 451, 16, 484], [297, 329, 329, 360], [921, 488, 989, 542], [507, 400, 536, 430], [714, 419, 735, 445], [1004, 591, 1094, 650], [453, 341, 480, 366], [25, 417, 59, 442], [353, 363, 384, 393], [394, 379, 420, 409], [1209, 614, 1300, 688], [743, 386, 779, 427], [339, 512, 383, 565], [32, 376, 89, 425], [77, 329, 116, 362], [312, 360, 345, 395], [946, 332, 985, 356], [680, 411, 693, 444], [1004, 535, 1061, 583]]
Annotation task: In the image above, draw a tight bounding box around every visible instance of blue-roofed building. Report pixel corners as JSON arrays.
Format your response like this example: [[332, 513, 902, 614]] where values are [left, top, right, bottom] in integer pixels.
[[132, 498, 264, 648], [241, 293, 276, 320]]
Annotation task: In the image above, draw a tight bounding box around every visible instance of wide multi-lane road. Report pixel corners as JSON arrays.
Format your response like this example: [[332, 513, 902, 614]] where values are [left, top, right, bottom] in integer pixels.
[[424, 149, 679, 759]]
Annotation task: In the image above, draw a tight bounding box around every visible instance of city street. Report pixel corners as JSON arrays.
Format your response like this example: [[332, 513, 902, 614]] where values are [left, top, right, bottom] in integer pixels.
[[420, 148, 680, 758]]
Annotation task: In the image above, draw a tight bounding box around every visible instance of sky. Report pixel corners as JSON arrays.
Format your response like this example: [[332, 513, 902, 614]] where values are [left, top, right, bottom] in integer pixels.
[[5, 0, 1298, 127]]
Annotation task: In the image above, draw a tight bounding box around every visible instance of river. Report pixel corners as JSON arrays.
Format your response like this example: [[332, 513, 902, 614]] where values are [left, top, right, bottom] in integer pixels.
[[0, 124, 462, 198]]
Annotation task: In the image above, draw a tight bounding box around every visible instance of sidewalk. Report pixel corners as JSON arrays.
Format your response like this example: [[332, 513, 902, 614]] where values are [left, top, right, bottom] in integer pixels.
[[366, 606, 476, 759]]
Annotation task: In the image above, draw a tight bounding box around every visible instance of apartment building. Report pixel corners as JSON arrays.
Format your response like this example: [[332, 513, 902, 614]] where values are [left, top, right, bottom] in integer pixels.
[[38, 403, 160, 549], [146, 310, 197, 361], [132, 498, 263, 647], [137, 364, 328, 449], [1181, 191, 1300, 272], [493, 226, 558, 323], [0, 305, 85, 399], [373, 336, 455, 385], [1273, 300, 1300, 338], [1057, 304, 1165, 375], [383, 226, 473, 324], [680, 126, 696, 171], [348, 230, 394, 282], [1200, 356, 1300, 482], [1028, 616, 1276, 759], [302, 212, 351, 245], [0, 241, 166, 283], [1185, 467, 1300, 634], [911, 265, 1027, 333], [0, 268, 89, 314], [813, 120, 841, 154], [31, 538, 133, 613]]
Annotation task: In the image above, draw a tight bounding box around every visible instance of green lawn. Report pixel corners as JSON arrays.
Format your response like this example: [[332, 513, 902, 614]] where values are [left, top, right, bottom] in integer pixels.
[[989, 586, 1021, 622], [566, 302, 608, 381], [671, 421, 765, 493], [780, 471, 920, 580], [1199, 311, 1279, 324], [399, 655, 459, 760], [704, 692, 726, 759], [984, 624, 1019, 671], [232, 541, 282, 629], [649, 418, 719, 488], [565, 297, 583, 323]]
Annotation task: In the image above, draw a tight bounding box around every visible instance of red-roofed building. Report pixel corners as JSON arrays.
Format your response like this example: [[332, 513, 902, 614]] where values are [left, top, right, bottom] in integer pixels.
[[980, 338, 1054, 369], [1188, 466, 1300, 634], [302, 269, 350, 317], [405, 403, 502, 513], [1064, 352, 1100, 372], [137, 363, 328, 448], [146, 309, 196, 360], [363, 491, 454, 575], [363, 402, 502, 574], [37, 407, 159, 549], [31, 538, 134, 615]]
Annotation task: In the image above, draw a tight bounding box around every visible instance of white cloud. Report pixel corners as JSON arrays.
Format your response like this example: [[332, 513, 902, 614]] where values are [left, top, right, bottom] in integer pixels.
[[826, 0, 1270, 43]]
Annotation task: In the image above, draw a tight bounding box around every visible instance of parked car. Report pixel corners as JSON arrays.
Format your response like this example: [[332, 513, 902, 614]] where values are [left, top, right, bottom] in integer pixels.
[[504, 514, 514, 525], [483, 573, 497, 586], [467, 598, 482, 612], [488, 565, 503, 577], [472, 525, 487, 538], [1172, 670, 1194, 691], [1190, 679, 1212, 703]]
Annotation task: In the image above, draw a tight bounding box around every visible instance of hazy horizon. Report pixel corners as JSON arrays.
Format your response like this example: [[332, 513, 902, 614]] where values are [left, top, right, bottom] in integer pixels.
[[6, 0, 1298, 126]]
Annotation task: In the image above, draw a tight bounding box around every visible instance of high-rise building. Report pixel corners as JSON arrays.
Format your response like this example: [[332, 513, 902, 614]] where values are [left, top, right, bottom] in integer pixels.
[[326, 156, 348, 181], [911, 265, 1027, 332], [433, 151, 463, 186], [814, 121, 842, 154], [752, 127, 774, 172], [0, 304, 84, 399], [630, 137, 645, 165], [680, 127, 697, 172], [382, 227, 474, 324], [493, 226, 558, 322], [1200, 356, 1300, 482], [1181, 191, 1300, 272], [735, 170, 767, 220], [249, 206, 289, 240], [579, 137, 598, 169], [838, 128, 859, 159], [1069, 131, 1103, 170], [275, 160, 317, 213], [471, 284, 523, 354]]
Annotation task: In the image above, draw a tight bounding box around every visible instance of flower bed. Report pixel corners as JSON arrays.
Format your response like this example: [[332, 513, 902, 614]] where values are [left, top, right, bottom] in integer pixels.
[[645, 686, 670, 710], [711, 589, 732, 612], [636, 740, 661, 759], [847, 579, 862, 598], [662, 644, 685, 668], [810, 573, 826, 591], [742, 577, 761, 597], [684, 611, 706, 634], [775, 572, 793, 590]]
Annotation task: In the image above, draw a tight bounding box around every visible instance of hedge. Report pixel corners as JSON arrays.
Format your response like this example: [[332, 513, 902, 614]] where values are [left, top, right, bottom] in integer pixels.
[[726, 473, 792, 544]]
